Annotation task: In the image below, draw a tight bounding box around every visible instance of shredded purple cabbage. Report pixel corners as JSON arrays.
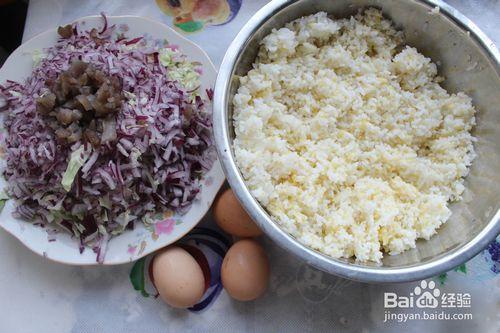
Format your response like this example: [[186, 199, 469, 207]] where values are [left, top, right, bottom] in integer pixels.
[[0, 15, 215, 262]]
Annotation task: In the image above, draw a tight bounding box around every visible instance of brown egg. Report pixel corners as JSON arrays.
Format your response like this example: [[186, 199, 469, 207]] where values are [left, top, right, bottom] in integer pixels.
[[152, 246, 205, 308], [221, 239, 270, 301], [213, 188, 263, 237]]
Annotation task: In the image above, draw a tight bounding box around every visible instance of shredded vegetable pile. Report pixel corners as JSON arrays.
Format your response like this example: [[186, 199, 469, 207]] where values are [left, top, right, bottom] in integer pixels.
[[0, 15, 215, 261]]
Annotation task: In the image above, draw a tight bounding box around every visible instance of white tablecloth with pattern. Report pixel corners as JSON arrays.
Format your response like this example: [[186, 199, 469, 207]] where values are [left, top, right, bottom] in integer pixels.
[[0, 0, 498, 332]]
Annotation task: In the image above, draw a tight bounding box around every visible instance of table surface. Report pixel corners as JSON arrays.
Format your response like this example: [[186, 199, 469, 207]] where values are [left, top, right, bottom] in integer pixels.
[[1, 0, 499, 332]]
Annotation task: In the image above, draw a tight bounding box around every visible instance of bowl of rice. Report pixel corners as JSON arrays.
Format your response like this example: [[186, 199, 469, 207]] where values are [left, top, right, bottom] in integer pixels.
[[0, 15, 225, 265], [213, 0, 500, 282]]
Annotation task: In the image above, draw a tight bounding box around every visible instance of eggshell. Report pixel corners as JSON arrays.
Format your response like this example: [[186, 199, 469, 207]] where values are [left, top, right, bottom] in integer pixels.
[[152, 246, 206, 308], [221, 239, 270, 301], [213, 189, 263, 237]]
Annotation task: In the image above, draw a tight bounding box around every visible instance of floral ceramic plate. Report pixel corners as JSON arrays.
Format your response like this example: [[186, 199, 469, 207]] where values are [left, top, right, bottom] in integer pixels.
[[0, 15, 224, 265]]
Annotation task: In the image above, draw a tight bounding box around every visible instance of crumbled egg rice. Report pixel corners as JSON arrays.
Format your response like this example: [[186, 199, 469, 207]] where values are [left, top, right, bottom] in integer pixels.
[[232, 9, 476, 262]]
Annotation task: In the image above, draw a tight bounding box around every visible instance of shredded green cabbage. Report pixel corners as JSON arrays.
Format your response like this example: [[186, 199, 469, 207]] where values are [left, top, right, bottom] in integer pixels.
[[32, 49, 46, 67], [61, 146, 91, 191], [159, 48, 200, 91], [123, 91, 137, 107], [129, 147, 142, 167], [99, 194, 112, 209], [47, 209, 79, 224], [0, 191, 8, 213], [158, 48, 179, 67], [169, 62, 200, 91], [112, 210, 137, 235], [8, 90, 22, 98]]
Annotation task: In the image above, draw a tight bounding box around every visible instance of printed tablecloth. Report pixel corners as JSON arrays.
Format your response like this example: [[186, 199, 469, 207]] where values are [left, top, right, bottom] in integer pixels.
[[0, 0, 498, 332]]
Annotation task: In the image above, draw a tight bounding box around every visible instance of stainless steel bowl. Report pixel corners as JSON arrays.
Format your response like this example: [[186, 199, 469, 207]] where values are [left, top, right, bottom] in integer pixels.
[[213, 0, 500, 283]]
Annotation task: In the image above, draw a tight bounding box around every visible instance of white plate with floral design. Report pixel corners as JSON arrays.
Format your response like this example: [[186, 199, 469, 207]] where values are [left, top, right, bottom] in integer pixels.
[[0, 15, 224, 265]]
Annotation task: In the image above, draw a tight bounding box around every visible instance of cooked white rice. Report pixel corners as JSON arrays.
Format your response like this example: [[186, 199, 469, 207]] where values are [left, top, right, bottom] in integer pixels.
[[232, 9, 476, 262]]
